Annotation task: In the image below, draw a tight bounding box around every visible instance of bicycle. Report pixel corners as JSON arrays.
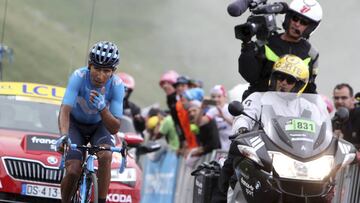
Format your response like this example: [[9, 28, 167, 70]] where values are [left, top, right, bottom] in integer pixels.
[[57, 137, 127, 203]]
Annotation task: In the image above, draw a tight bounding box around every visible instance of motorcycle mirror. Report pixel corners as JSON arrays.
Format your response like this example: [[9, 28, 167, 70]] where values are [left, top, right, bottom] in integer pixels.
[[228, 100, 244, 116]]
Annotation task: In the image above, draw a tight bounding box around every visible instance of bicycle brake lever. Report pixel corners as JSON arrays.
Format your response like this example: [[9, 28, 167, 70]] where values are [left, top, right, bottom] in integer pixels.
[[119, 147, 127, 173], [59, 156, 65, 169]]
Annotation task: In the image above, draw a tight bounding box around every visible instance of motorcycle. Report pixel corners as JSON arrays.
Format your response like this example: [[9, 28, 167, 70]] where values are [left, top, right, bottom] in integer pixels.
[[228, 92, 356, 203]]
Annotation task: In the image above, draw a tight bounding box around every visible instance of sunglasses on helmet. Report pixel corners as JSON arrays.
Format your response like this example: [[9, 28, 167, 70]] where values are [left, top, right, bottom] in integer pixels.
[[274, 72, 298, 85], [291, 15, 310, 26]]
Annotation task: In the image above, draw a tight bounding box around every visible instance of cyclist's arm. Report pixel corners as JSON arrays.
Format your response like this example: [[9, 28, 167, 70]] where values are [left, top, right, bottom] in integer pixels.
[[59, 69, 83, 135], [100, 108, 121, 134], [58, 104, 72, 135], [104, 81, 125, 134]]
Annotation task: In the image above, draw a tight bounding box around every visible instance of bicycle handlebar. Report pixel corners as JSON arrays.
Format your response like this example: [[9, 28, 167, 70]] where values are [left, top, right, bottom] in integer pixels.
[[57, 143, 127, 173]]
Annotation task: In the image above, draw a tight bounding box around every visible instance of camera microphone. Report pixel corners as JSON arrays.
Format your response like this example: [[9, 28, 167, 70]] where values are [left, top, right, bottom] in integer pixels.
[[227, 0, 252, 17], [334, 107, 349, 122], [252, 2, 288, 14]]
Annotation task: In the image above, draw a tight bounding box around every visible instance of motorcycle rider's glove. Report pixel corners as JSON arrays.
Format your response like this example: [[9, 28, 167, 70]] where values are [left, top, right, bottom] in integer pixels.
[[241, 41, 258, 54], [238, 127, 249, 134], [91, 93, 106, 111], [229, 127, 249, 140]]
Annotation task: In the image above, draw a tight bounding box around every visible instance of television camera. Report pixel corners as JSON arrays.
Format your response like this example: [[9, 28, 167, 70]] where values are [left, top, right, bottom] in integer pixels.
[[228, 0, 288, 41]]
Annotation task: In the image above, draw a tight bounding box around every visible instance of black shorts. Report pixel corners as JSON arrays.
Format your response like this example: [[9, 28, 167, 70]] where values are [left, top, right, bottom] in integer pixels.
[[66, 115, 115, 161]]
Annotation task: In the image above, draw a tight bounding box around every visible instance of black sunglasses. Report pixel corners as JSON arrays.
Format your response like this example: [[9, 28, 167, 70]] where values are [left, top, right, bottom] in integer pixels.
[[274, 72, 297, 85], [291, 15, 310, 26]]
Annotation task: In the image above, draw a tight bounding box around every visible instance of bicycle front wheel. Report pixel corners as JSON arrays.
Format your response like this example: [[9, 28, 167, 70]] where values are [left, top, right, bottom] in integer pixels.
[[72, 172, 98, 203], [90, 172, 98, 203]]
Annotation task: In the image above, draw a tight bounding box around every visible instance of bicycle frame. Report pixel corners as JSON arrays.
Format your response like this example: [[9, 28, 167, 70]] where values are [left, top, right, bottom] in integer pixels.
[[78, 151, 97, 203], [58, 141, 126, 203]]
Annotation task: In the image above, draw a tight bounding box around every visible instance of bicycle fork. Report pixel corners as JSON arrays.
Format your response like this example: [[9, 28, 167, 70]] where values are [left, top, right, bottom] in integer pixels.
[[80, 155, 96, 203]]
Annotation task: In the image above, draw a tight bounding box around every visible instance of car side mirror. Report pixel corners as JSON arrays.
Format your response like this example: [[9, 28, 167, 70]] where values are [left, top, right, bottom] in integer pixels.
[[123, 133, 144, 147]]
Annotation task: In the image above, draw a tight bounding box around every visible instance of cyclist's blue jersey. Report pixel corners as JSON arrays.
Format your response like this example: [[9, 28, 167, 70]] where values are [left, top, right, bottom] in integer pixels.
[[62, 67, 125, 124]]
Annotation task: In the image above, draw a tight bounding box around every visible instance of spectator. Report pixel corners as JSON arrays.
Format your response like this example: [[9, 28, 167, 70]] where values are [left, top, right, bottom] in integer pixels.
[[197, 85, 234, 150], [182, 87, 204, 102], [332, 83, 360, 148], [189, 78, 204, 89], [187, 100, 220, 156], [117, 72, 146, 135], [355, 92, 360, 108], [159, 71, 184, 144], [146, 115, 161, 140], [174, 76, 199, 153], [145, 109, 180, 151]]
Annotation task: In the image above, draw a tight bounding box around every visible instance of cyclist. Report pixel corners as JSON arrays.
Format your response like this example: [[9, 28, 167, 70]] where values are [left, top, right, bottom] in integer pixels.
[[238, 0, 322, 99], [57, 41, 125, 203], [117, 72, 146, 135]]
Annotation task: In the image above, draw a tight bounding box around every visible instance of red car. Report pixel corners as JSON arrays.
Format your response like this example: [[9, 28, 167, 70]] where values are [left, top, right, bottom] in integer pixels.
[[0, 82, 143, 203]]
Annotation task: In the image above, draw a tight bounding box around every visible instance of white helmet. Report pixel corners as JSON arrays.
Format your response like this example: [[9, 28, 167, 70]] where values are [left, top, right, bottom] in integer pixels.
[[283, 0, 323, 38]]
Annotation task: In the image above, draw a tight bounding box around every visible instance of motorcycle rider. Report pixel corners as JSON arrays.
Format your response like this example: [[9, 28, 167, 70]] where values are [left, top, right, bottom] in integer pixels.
[[216, 54, 329, 203], [238, 0, 322, 100]]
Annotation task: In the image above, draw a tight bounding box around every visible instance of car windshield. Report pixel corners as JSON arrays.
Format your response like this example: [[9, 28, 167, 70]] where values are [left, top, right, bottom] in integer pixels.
[[0, 95, 60, 134]]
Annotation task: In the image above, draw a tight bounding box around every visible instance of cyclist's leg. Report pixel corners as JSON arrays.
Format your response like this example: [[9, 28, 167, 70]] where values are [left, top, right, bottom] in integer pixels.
[[91, 123, 115, 202], [61, 120, 86, 203]]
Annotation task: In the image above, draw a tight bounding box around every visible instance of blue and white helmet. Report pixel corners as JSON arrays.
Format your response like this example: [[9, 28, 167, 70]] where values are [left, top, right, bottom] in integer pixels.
[[88, 41, 120, 69]]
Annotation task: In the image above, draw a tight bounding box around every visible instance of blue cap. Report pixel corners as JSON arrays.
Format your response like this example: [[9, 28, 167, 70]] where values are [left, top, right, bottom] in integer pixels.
[[182, 88, 204, 101]]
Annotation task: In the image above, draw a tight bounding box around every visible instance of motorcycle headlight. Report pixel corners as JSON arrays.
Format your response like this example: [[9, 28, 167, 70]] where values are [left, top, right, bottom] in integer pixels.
[[111, 168, 137, 187], [269, 151, 334, 181]]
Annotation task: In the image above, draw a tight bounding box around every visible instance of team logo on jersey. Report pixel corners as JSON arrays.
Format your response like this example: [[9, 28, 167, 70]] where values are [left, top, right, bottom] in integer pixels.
[[74, 69, 86, 78], [112, 76, 123, 86]]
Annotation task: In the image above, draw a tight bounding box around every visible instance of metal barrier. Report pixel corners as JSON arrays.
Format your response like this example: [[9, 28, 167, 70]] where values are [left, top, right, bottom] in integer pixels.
[[333, 164, 360, 203], [174, 152, 212, 203], [174, 149, 228, 203], [140, 148, 228, 203]]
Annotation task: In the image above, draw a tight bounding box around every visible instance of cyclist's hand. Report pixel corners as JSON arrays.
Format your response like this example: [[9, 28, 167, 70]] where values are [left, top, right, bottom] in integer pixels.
[[90, 90, 106, 111], [55, 135, 69, 153]]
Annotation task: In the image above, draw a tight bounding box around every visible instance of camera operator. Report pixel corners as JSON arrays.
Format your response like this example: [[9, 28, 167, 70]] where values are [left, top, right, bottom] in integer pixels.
[[237, 0, 323, 99]]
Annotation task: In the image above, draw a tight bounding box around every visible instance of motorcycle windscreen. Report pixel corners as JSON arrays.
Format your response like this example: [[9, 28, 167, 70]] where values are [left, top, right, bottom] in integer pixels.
[[259, 92, 333, 159]]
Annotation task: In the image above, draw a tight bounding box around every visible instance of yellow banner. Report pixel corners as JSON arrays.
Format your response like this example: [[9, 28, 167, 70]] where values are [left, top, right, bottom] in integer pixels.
[[0, 82, 65, 101]]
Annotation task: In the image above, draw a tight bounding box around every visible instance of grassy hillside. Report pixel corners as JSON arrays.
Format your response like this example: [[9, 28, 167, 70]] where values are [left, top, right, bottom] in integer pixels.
[[0, 0, 359, 108], [0, 0, 242, 108]]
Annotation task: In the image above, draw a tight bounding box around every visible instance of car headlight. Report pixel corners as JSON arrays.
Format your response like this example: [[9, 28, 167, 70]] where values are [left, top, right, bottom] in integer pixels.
[[111, 168, 137, 187], [269, 151, 334, 181]]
